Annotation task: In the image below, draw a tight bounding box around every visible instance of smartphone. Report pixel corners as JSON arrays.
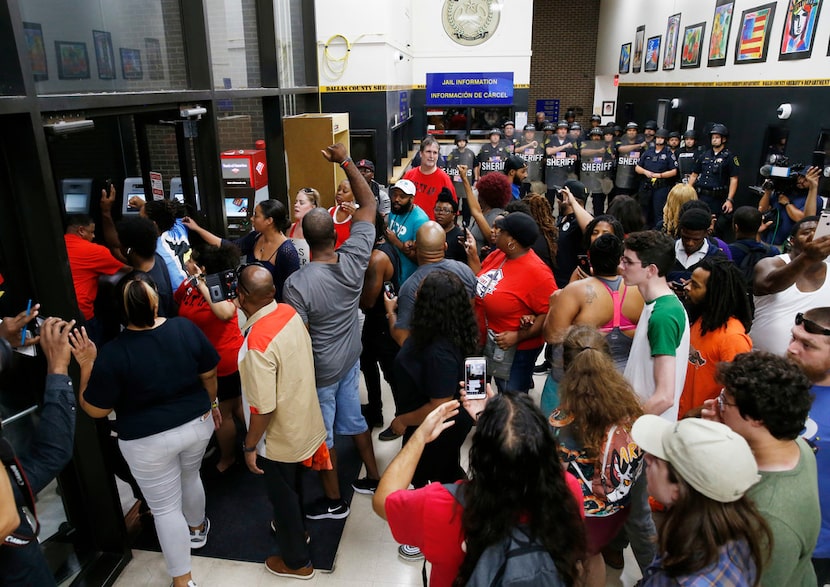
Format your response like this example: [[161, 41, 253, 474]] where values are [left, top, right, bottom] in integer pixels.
[[383, 281, 396, 298], [577, 254, 591, 275], [814, 210, 830, 240], [464, 357, 487, 400]]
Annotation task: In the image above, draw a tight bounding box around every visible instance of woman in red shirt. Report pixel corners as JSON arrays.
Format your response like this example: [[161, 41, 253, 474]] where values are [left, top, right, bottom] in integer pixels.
[[329, 179, 356, 248]]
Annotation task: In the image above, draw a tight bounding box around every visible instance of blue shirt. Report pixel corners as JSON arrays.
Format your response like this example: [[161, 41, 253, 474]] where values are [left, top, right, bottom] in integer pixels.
[[804, 383, 830, 558], [640, 540, 756, 586], [388, 204, 430, 283]]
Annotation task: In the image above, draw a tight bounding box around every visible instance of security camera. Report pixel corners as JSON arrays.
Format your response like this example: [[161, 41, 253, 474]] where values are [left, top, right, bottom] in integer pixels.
[[180, 107, 207, 118], [777, 104, 792, 120]]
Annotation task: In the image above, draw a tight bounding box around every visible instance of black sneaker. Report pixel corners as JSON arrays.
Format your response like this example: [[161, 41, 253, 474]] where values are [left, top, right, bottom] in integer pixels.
[[378, 425, 402, 441], [351, 477, 379, 495], [305, 498, 350, 520]]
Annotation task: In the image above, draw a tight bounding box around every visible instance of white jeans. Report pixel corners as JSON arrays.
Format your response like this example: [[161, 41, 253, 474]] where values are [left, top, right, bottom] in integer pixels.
[[119, 413, 213, 577]]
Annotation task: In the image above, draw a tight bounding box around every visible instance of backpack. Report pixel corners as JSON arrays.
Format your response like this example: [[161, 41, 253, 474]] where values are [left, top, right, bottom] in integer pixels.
[[732, 242, 775, 295], [566, 424, 641, 506], [441, 483, 567, 587]]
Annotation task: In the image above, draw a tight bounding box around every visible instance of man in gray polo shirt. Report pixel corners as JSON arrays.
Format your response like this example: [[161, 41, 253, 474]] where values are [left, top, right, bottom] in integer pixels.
[[283, 143, 381, 519]]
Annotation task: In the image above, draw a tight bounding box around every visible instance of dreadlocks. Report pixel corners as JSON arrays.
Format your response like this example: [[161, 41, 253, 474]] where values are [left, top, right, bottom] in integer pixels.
[[689, 257, 752, 336]]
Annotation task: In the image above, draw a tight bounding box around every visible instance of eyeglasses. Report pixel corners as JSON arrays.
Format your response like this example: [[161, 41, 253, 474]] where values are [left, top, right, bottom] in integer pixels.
[[717, 389, 737, 412], [433, 206, 454, 214], [795, 312, 830, 336]]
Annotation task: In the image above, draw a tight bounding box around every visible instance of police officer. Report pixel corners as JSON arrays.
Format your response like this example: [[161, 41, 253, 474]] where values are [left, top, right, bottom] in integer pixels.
[[689, 123, 740, 238], [501, 120, 518, 153], [677, 130, 702, 183], [515, 124, 545, 194], [475, 128, 509, 181], [590, 114, 603, 131], [544, 121, 579, 205], [635, 128, 678, 228], [445, 133, 476, 223], [643, 120, 658, 147], [613, 122, 646, 198], [581, 127, 616, 215], [569, 122, 585, 144]]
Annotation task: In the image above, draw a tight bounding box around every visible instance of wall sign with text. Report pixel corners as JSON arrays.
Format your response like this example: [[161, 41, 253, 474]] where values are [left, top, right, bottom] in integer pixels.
[[426, 72, 514, 106]]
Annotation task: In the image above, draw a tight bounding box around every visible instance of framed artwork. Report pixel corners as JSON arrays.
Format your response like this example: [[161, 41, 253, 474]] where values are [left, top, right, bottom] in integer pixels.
[[708, 0, 735, 66], [735, 3, 777, 64], [632, 25, 646, 72], [602, 101, 615, 117], [55, 41, 90, 80], [92, 30, 115, 80], [663, 13, 682, 70], [619, 43, 631, 73], [780, 0, 822, 60], [120, 48, 143, 80], [645, 35, 661, 71], [681, 22, 706, 69], [22, 22, 47, 81], [145, 37, 164, 80]]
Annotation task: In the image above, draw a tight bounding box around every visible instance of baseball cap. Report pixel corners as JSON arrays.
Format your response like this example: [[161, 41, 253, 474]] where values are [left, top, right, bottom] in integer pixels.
[[564, 180, 586, 201], [504, 154, 527, 173], [498, 212, 539, 247], [631, 415, 761, 503], [356, 159, 375, 172], [389, 179, 416, 197]]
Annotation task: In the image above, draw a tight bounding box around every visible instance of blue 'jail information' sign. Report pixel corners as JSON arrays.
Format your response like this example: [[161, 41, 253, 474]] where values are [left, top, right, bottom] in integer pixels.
[[426, 72, 514, 106], [535, 99, 560, 123]]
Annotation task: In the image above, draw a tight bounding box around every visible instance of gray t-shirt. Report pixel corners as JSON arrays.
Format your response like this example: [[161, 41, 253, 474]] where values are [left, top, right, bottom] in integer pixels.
[[283, 220, 374, 386], [395, 259, 477, 331]]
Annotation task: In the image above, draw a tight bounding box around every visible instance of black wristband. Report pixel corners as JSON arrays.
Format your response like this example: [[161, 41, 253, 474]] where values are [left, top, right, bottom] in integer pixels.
[[242, 442, 257, 453]]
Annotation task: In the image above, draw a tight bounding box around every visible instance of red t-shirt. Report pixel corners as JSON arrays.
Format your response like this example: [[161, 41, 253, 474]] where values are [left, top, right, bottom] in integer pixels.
[[679, 317, 751, 419], [64, 234, 125, 320], [404, 167, 456, 221], [385, 474, 584, 587], [174, 280, 244, 376], [475, 249, 556, 350], [328, 206, 352, 249]]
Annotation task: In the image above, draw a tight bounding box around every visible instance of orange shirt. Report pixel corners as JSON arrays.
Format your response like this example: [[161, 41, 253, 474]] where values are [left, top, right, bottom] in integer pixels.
[[679, 317, 751, 418], [64, 234, 124, 320]]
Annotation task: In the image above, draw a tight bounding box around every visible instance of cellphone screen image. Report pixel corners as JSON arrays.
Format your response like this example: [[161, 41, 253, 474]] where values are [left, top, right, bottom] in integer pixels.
[[465, 358, 487, 399], [814, 211, 830, 240]]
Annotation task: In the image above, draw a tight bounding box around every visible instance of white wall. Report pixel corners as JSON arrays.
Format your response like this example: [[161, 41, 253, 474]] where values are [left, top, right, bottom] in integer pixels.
[[594, 0, 830, 112], [314, 0, 533, 89]]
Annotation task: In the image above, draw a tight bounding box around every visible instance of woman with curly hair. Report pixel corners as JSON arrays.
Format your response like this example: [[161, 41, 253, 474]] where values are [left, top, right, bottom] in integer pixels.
[[661, 183, 698, 237], [607, 194, 644, 235], [569, 214, 625, 282], [549, 325, 644, 587], [524, 193, 559, 271], [373, 392, 586, 587], [455, 164, 512, 254], [385, 270, 479, 561]]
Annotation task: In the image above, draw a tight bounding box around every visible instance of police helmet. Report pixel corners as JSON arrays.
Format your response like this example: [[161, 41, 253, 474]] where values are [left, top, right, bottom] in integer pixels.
[[523, 124, 535, 132], [488, 128, 503, 138], [668, 131, 681, 140], [454, 133, 468, 144], [570, 123, 582, 131], [613, 125, 622, 134], [502, 120, 515, 128], [682, 130, 696, 140], [644, 120, 658, 130], [625, 122, 639, 130], [588, 128, 603, 138], [543, 123, 556, 132], [591, 114, 602, 122], [603, 126, 616, 135], [655, 129, 670, 139], [709, 123, 729, 137], [556, 121, 569, 129]]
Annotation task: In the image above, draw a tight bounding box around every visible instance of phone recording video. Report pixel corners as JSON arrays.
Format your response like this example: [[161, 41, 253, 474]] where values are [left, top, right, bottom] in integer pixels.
[[464, 357, 487, 400]]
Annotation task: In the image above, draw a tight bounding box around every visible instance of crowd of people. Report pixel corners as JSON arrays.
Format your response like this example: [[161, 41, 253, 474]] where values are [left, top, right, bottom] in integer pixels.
[[3, 125, 829, 587]]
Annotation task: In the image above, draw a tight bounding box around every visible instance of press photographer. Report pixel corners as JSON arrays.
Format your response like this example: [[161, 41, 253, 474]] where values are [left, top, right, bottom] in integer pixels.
[[757, 162, 823, 246]]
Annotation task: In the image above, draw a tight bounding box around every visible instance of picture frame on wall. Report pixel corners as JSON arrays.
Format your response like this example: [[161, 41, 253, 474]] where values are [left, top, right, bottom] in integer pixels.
[[681, 22, 706, 69], [23, 22, 47, 81], [93, 30, 115, 80], [55, 41, 90, 80], [645, 35, 661, 72], [708, 0, 735, 67], [735, 3, 777, 64], [780, 0, 822, 60], [632, 25, 646, 72], [619, 43, 631, 73], [602, 101, 615, 117], [663, 13, 682, 70], [145, 38, 164, 80], [120, 48, 143, 80]]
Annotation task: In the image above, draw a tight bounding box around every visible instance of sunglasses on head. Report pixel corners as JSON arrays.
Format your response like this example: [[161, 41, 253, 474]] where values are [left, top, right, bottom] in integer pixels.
[[796, 312, 830, 336], [301, 187, 315, 194]]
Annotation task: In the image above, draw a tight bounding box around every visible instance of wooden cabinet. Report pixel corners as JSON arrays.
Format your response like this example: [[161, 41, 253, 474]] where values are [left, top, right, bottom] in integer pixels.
[[283, 113, 350, 210]]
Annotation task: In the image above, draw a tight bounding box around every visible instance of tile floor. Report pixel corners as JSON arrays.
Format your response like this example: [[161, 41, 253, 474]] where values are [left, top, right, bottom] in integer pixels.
[[111, 370, 642, 586]]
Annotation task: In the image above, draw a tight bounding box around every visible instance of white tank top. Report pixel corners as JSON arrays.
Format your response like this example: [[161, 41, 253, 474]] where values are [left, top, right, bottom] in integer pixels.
[[752, 254, 830, 355]]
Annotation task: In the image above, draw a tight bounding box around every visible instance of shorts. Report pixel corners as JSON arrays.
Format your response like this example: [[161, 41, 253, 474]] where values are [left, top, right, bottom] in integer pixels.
[[316, 360, 367, 448], [586, 508, 630, 556], [217, 370, 242, 402]]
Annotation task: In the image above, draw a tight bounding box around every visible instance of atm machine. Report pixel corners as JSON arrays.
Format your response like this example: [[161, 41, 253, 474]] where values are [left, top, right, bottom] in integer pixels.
[[121, 177, 146, 215], [60, 178, 93, 214], [220, 148, 268, 239], [169, 176, 200, 210]]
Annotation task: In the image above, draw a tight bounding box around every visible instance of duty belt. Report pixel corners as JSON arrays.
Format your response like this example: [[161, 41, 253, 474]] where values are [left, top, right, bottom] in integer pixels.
[[696, 186, 727, 198], [643, 178, 671, 190]]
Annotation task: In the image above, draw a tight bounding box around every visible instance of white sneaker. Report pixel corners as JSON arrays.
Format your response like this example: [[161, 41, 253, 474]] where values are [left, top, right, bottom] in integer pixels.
[[189, 518, 210, 549]]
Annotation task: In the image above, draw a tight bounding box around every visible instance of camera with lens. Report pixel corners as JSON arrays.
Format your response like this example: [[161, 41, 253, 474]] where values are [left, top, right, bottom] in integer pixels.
[[205, 269, 237, 303], [760, 155, 806, 192]]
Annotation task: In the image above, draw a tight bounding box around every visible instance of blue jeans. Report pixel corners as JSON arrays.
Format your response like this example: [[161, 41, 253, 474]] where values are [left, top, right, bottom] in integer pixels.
[[316, 361, 368, 449], [494, 346, 543, 394]]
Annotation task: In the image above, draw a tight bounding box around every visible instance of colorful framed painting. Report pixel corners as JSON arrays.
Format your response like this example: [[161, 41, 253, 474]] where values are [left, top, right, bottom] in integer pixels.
[[735, 3, 777, 64], [645, 36, 661, 72], [120, 48, 143, 80], [708, 0, 735, 67], [23, 22, 47, 81], [55, 41, 90, 80], [93, 30, 115, 80], [619, 42, 631, 73], [663, 13, 682, 70], [780, 0, 822, 60], [145, 37, 164, 80], [632, 25, 646, 72], [681, 22, 706, 69]]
